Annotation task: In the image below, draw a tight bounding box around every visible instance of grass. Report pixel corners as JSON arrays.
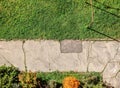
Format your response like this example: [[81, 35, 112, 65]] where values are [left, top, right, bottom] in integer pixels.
[[0, 0, 120, 40]]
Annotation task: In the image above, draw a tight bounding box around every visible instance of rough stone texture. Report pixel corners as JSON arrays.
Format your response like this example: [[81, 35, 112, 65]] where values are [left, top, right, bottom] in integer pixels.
[[0, 41, 24, 70], [0, 40, 120, 87], [88, 41, 110, 72], [103, 62, 120, 78], [50, 41, 87, 72], [24, 40, 60, 72], [88, 41, 120, 72], [60, 40, 82, 53], [116, 73, 120, 88], [50, 53, 78, 71], [77, 41, 89, 72], [102, 62, 120, 88]]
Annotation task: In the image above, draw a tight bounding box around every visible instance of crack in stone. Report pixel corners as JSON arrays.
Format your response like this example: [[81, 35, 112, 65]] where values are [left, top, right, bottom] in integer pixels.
[[0, 45, 14, 66], [50, 53, 61, 71], [77, 53, 82, 72], [77, 41, 84, 68], [113, 43, 120, 61], [101, 43, 120, 74], [87, 41, 93, 72], [0, 54, 14, 66], [114, 70, 120, 78], [101, 61, 110, 74], [77, 54, 81, 67], [96, 53, 104, 65], [38, 40, 51, 71], [22, 40, 27, 72], [100, 44, 120, 88]]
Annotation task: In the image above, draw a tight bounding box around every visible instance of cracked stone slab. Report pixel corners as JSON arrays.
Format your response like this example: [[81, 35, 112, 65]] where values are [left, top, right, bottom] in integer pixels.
[[103, 72, 120, 88], [115, 72, 120, 88], [103, 62, 120, 78], [113, 43, 120, 61], [103, 62, 120, 88], [0, 41, 24, 70], [88, 41, 116, 72], [60, 40, 82, 53], [0, 56, 11, 66]]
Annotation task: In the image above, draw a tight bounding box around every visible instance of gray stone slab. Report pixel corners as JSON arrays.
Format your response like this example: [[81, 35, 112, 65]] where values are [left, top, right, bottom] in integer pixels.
[[60, 40, 82, 53]]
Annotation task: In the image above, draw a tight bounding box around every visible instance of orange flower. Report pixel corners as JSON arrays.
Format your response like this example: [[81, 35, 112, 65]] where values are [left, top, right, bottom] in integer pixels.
[[63, 76, 80, 88]]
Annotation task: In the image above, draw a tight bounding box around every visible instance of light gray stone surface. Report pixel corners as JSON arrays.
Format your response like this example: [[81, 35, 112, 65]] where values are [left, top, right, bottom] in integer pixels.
[[102, 62, 120, 88], [116, 73, 120, 88], [0, 40, 120, 87], [88, 41, 111, 72], [50, 41, 87, 72], [50, 53, 78, 71], [103, 62, 120, 78], [24, 40, 60, 72], [0, 41, 24, 70]]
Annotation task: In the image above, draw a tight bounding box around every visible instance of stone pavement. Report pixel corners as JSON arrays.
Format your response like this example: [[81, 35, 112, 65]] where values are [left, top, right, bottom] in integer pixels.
[[0, 40, 120, 87]]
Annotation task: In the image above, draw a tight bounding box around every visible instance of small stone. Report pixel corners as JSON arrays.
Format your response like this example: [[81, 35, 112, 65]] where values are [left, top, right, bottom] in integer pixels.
[[60, 40, 82, 53]]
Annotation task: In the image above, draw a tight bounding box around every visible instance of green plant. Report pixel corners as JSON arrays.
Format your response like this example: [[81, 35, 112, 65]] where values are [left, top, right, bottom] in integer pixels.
[[48, 80, 57, 88], [37, 71, 105, 88], [0, 65, 20, 88], [18, 71, 38, 88]]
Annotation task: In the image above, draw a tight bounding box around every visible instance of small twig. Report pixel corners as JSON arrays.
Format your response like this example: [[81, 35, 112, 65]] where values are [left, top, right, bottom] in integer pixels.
[[22, 40, 27, 72], [85, 2, 120, 18], [89, 0, 94, 27]]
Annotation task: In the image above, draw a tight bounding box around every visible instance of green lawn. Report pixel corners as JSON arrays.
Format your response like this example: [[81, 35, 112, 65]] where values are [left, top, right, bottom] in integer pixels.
[[0, 0, 120, 40]]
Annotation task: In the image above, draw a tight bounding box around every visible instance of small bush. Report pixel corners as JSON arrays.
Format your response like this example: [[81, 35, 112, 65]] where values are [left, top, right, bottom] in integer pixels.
[[48, 80, 57, 88], [0, 65, 20, 88], [18, 71, 38, 88]]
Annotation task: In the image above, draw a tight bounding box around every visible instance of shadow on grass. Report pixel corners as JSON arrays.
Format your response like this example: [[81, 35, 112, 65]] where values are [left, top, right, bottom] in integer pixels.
[[93, 0, 120, 11], [87, 27, 120, 42], [85, 2, 120, 18]]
